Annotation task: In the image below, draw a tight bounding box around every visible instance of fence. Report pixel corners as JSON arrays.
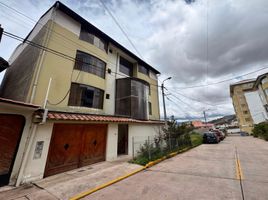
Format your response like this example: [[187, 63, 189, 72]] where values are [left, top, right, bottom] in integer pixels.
[[131, 134, 192, 163]]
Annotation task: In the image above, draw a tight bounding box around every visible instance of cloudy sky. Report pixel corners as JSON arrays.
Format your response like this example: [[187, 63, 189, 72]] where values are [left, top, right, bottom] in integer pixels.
[[1, 0, 268, 121]]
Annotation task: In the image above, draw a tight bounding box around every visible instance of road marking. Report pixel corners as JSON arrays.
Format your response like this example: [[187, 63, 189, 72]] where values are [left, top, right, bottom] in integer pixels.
[[236, 158, 244, 180]]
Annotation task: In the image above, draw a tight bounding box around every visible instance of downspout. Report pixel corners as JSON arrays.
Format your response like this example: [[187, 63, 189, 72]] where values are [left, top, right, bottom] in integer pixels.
[[29, 3, 58, 103], [16, 4, 58, 184]]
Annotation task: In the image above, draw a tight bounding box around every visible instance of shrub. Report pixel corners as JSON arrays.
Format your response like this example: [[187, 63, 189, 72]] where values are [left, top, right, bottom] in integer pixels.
[[252, 122, 268, 141]]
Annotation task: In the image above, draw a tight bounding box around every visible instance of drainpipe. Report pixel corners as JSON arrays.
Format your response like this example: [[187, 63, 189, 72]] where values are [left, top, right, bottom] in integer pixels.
[[29, 4, 58, 103]]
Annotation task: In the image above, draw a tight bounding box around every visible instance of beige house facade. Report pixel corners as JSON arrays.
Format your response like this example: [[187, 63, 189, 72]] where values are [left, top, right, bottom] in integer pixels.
[[0, 1, 163, 186]]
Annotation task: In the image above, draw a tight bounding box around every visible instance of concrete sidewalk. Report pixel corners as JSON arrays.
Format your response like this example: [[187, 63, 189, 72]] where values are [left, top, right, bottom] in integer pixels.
[[0, 157, 142, 200]]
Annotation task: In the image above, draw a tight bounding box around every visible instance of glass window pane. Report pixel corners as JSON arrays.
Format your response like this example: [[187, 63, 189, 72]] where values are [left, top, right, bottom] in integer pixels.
[[74, 51, 106, 78], [68, 83, 104, 109], [119, 57, 133, 76]]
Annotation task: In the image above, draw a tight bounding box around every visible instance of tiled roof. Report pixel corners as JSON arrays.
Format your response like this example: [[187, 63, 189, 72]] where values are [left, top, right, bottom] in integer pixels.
[[0, 97, 40, 108], [46, 111, 164, 124], [192, 121, 214, 128]]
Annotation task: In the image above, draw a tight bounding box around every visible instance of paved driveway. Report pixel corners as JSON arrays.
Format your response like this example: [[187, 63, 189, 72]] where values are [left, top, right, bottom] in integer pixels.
[[85, 136, 268, 200]]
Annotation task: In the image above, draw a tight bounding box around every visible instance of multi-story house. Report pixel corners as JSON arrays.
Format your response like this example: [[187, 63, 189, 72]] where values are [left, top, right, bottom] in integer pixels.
[[230, 79, 255, 133], [0, 1, 163, 185]]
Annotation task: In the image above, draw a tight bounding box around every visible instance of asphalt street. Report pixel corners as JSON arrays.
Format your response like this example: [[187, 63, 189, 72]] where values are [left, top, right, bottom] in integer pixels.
[[85, 136, 268, 200]]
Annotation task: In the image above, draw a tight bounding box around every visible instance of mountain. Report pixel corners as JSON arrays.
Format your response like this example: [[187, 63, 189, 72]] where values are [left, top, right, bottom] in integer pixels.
[[209, 115, 236, 125]]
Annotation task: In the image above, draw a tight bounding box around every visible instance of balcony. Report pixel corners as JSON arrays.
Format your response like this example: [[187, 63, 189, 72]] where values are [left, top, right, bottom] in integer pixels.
[[115, 78, 149, 120]]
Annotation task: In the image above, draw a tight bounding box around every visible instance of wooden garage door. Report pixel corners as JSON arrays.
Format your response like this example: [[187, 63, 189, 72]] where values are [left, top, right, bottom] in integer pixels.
[[45, 124, 107, 177], [0, 114, 25, 186]]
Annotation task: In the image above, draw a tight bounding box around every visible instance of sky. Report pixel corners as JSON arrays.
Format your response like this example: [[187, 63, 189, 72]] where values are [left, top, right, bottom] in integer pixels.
[[1, 0, 268, 121]]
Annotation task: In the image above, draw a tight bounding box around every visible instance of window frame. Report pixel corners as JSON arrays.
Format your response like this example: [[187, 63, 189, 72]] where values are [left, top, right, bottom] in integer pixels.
[[138, 65, 149, 76], [79, 26, 108, 52], [119, 56, 133, 76], [68, 82, 104, 109], [74, 50, 106, 79]]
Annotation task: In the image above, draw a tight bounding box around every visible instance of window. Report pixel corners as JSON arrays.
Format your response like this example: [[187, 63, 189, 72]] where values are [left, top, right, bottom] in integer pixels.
[[261, 77, 268, 84], [74, 51, 106, 78], [68, 83, 104, 109], [245, 117, 251, 122], [119, 57, 133, 76], [149, 71, 158, 80], [80, 27, 107, 51], [138, 65, 149, 76], [148, 102, 152, 115], [243, 111, 248, 115]]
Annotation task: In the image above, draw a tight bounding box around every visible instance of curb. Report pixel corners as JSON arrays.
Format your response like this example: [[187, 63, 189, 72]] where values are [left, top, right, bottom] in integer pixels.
[[69, 145, 198, 200]]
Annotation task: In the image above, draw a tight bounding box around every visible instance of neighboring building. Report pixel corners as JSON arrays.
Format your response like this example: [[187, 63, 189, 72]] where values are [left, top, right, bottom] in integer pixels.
[[253, 73, 268, 113], [192, 121, 214, 129], [230, 79, 255, 133], [0, 1, 163, 185], [0, 98, 40, 187]]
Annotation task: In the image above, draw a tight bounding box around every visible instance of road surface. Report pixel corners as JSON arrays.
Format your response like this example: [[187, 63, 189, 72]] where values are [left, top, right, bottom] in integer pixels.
[[85, 136, 268, 200]]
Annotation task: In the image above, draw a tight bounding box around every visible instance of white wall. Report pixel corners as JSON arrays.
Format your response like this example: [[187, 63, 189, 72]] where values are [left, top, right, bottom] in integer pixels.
[[128, 124, 162, 156], [244, 91, 268, 124], [21, 123, 53, 184], [103, 46, 118, 115], [54, 10, 81, 36], [106, 123, 118, 161]]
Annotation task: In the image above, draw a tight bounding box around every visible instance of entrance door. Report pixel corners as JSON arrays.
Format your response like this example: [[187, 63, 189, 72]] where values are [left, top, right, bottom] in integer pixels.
[[45, 124, 107, 177], [117, 124, 128, 155], [0, 114, 25, 186]]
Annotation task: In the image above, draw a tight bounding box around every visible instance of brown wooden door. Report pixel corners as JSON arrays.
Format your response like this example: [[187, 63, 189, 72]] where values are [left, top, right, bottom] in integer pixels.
[[0, 114, 25, 186], [80, 124, 107, 167], [45, 124, 107, 177]]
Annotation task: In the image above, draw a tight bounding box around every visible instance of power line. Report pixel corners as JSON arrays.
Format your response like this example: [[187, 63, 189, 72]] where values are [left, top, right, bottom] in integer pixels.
[[0, 1, 149, 76], [3, 31, 160, 88], [98, 0, 143, 58], [168, 66, 268, 90], [165, 88, 230, 106], [3, 31, 160, 104]]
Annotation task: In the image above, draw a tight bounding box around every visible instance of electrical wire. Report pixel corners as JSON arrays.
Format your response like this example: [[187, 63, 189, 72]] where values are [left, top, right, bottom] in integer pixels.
[[3, 31, 160, 104], [167, 66, 268, 90], [98, 0, 143, 58]]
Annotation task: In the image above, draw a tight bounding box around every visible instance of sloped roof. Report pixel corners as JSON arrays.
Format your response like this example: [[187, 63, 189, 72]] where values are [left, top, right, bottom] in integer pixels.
[[45, 111, 164, 124], [0, 97, 40, 108]]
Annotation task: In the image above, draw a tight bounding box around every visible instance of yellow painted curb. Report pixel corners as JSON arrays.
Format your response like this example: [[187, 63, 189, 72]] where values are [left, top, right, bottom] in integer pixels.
[[70, 146, 196, 200], [69, 167, 145, 200]]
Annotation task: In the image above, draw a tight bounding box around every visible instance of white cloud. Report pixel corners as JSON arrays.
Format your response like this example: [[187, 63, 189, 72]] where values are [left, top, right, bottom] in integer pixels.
[[1, 0, 268, 120]]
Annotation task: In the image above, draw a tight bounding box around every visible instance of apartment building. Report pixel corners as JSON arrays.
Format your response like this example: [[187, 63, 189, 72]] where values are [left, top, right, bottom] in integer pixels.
[[0, 1, 163, 185], [230, 79, 255, 133], [254, 73, 268, 112]]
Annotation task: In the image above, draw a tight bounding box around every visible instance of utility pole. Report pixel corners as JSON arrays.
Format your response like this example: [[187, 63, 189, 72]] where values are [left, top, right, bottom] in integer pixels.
[[161, 77, 172, 149], [203, 110, 207, 124]]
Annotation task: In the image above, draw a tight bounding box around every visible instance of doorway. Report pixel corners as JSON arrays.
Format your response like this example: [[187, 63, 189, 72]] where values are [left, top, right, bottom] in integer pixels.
[[0, 114, 25, 186], [44, 123, 107, 177], [117, 124, 128, 155]]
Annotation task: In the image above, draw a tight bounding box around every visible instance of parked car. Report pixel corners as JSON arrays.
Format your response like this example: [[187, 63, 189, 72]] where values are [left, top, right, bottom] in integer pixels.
[[203, 132, 219, 144], [211, 129, 225, 141], [240, 131, 249, 136]]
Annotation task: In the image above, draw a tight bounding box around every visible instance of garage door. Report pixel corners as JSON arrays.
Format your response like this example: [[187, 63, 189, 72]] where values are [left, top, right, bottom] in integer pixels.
[[0, 114, 25, 186], [45, 124, 107, 177]]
